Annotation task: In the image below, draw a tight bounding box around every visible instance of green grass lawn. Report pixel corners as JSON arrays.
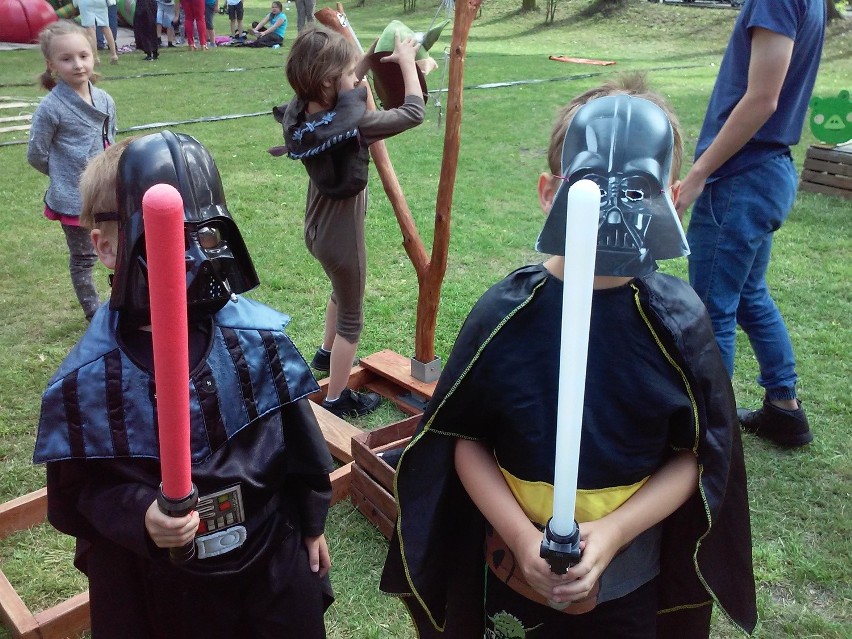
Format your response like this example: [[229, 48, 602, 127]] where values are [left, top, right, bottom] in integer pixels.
[[0, 0, 849, 636]]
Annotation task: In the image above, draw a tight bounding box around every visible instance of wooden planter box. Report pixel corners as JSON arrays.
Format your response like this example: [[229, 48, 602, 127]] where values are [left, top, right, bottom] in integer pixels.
[[0, 490, 90, 639], [800, 143, 852, 200], [350, 416, 420, 539]]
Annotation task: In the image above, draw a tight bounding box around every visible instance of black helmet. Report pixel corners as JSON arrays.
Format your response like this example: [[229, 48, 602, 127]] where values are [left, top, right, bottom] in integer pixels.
[[111, 131, 259, 323], [536, 95, 688, 277]]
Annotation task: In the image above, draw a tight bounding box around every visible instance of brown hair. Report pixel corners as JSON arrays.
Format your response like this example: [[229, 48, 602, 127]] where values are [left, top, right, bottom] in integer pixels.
[[548, 73, 683, 182], [285, 25, 359, 106], [79, 137, 136, 229], [37, 21, 100, 91]]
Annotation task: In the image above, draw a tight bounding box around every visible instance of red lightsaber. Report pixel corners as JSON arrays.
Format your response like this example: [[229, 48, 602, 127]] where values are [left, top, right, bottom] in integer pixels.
[[143, 183, 198, 563]]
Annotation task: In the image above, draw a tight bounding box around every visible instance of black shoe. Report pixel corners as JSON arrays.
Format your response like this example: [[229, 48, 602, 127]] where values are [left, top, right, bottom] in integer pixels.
[[144, 54, 153, 61], [168, 42, 175, 48], [153, 51, 159, 60], [322, 388, 381, 418], [738, 398, 812, 447], [310, 347, 331, 372], [309, 347, 359, 372]]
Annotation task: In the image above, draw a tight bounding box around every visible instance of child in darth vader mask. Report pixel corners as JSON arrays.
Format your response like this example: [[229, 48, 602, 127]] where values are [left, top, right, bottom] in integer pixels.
[[382, 75, 756, 639], [34, 131, 335, 639]]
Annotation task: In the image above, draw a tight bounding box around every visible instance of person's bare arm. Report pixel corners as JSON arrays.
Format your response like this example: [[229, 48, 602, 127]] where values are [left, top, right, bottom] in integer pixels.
[[455, 439, 568, 601], [676, 27, 794, 215], [353, 39, 376, 81], [253, 15, 271, 33], [554, 450, 698, 602], [379, 31, 421, 98]]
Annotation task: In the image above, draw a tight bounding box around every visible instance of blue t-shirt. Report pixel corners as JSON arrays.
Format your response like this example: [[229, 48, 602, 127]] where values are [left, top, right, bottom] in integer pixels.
[[695, 0, 825, 179], [266, 11, 287, 38]]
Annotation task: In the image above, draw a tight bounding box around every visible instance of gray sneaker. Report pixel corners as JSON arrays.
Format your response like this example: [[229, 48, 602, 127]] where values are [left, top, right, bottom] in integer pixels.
[[322, 388, 381, 418]]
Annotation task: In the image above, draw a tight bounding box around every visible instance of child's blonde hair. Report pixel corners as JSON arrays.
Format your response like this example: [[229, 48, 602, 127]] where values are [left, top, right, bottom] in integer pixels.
[[37, 21, 100, 91], [285, 25, 360, 106], [549, 73, 684, 182], [79, 137, 136, 229]]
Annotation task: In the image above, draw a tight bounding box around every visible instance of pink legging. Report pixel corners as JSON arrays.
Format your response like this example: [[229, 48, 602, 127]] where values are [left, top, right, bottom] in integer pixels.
[[182, 0, 206, 46]]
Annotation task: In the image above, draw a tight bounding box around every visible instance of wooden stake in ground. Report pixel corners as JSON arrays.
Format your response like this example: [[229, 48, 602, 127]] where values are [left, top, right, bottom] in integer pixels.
[[319, 1, 481, 378]]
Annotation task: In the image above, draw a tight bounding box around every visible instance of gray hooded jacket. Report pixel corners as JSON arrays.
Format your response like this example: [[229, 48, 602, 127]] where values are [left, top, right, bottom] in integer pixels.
[[27, 80, 116, 217]]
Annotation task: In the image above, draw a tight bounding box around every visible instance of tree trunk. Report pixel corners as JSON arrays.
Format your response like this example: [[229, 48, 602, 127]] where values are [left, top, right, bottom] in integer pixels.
[[826, 0, 843, 22], [522, 0, 537, 11]]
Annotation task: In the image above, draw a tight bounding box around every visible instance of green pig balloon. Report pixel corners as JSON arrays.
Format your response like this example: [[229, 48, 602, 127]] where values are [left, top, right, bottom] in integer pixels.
[[809, 90, 851, 145]]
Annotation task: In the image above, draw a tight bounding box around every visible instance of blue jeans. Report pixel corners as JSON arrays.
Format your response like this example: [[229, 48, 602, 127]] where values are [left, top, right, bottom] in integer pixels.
[[97, 3, 119, 49], [686, 153, 799, 400]]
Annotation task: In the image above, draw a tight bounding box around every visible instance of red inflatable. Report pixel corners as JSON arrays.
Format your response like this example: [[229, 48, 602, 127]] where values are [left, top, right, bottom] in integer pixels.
[[0, 0, 58, 45]]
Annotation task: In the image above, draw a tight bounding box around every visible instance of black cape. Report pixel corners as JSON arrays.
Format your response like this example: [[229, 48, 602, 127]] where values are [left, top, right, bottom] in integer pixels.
[[381, 265, 756, 638]]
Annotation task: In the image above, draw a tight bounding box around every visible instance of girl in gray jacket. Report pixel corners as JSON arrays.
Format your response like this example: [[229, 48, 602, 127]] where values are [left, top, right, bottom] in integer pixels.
[[28, 21, 117, 321]]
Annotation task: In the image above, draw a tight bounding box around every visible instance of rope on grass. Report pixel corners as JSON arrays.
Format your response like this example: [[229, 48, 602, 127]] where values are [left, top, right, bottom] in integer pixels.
[[0, 65, 281, 89], [0, 64, 709, 147], [0, 110, 271, 146], [118, 111, 270, 133], [429, 64, 708, 95]]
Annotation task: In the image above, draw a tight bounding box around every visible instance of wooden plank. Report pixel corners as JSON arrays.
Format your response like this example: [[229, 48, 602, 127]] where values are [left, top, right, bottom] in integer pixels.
[[307, 364, 374, 403], [801, 169, 852, 190], [352, 436, 397, 492], [329, 463, 352, 506], [33, 592, 90, 639], [359, 350, 438, 399], [0, 489, 47, 539], [0, 102, 33, 110], [351, 465, 396, 524], [0, 569, 39, 638], [803, 156, 852, 178], [0, 115, 31, 124], [806, 146, 852, 164], [350, 482, 394, 540], [362, 415, 420, 449], [309, 402, 363, 463], [799, 181, 852, 200], [363, 376, 425, 416], [0, 125, 30, 134]]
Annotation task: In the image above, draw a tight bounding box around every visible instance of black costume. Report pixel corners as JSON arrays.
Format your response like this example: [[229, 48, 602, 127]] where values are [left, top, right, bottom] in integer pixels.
[[34, 131, 334, 638], [133, 0, 160, 58], [35, 299, 334, 637], [381, 266, 757, 638]]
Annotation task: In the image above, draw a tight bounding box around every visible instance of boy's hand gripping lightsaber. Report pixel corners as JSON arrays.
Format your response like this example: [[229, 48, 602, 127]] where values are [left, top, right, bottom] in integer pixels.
[[143, 184, 199, 564], [539, 179, 600, 575]]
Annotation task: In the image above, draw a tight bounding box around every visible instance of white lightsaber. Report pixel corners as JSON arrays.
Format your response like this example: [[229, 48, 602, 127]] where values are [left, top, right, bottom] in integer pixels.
[[549, 179, 600, 537]]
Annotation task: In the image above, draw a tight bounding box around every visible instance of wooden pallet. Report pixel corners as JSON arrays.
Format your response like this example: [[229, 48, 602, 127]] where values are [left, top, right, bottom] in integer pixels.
[[350, 417, 420, 539], [800, 144, 852, 200]]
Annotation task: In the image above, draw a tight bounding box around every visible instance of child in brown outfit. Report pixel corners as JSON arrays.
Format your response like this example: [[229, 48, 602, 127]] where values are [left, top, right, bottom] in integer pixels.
[[276, 25, 425, 417]]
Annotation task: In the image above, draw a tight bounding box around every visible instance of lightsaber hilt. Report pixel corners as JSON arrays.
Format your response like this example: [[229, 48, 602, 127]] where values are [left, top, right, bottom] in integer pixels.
[[157, 482, 199, 564], [540, 518, 582, 575]]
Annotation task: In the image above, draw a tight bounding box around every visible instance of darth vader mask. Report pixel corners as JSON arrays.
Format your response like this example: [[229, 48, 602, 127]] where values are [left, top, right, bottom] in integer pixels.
[[111, 131, 259, 323], [536, 95, 689, 277]]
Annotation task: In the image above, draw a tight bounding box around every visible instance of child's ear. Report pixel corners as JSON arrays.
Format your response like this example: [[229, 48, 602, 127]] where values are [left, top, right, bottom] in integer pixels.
[[91, 226, 118, 270], [538, 172, 559, 215]]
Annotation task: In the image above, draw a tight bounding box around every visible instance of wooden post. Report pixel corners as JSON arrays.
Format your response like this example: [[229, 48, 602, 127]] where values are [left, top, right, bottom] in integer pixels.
[[323, 1, 482, 368], [415, 0, 481, 364]]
